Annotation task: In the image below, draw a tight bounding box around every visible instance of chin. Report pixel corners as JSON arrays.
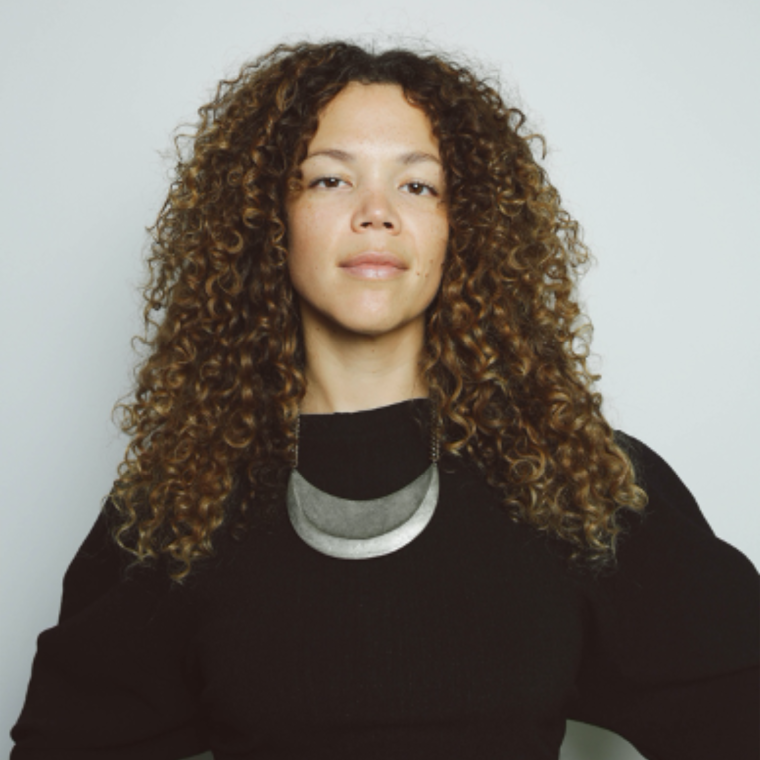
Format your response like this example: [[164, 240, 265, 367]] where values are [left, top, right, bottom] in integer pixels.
[[298, 294, 426, 340], [334, 316, 407, 337], [325, 307, 420, 339]]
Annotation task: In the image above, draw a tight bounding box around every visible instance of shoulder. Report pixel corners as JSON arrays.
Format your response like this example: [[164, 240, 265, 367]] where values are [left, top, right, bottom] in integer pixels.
[[609, 430, 758, 580], [59, 498, 197, 625], [59, 500, 127, 623], [578, 431, 759, 678], [613, 430, 714, 535]]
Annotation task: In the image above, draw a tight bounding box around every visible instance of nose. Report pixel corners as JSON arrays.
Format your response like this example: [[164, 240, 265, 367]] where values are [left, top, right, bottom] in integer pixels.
[[351, 185, 401, 233]]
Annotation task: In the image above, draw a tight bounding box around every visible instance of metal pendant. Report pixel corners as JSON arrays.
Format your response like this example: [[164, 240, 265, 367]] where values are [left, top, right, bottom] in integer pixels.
[[287, 464, 439, 560]]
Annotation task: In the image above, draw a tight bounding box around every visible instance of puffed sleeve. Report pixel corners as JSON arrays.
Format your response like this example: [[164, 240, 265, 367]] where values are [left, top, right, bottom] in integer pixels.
[[10, 502, 208, 760], [567, 434, 759, 759]]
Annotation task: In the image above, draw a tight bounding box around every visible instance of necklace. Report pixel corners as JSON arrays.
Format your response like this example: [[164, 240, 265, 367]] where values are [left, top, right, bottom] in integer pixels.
[[286, 402, 440, 560]]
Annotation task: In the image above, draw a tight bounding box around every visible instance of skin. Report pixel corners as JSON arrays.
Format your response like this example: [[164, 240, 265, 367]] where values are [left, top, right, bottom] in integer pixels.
[[286, 82, 449, 414]]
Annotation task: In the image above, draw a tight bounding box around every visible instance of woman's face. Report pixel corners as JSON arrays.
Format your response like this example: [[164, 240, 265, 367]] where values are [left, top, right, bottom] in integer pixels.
[[286, 82, 448, 341]]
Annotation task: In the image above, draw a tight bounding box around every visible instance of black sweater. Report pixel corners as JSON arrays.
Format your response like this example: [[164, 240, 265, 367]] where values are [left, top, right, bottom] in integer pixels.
[[11, 400, 760, 759]]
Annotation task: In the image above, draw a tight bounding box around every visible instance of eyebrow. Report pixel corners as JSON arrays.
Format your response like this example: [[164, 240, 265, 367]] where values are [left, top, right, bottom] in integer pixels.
[[303, 149, 442, 167]]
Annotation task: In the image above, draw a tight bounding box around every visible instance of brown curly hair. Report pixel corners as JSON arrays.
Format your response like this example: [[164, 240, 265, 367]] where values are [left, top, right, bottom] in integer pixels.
[[111, 40, 647, 580]]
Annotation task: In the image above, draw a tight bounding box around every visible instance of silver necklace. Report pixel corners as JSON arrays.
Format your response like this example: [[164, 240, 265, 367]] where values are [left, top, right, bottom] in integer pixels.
[[286, 403, 440, 560]]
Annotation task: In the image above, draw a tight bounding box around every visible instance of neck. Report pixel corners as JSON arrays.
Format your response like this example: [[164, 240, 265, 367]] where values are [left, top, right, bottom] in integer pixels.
[[300, 313, 428, 415]]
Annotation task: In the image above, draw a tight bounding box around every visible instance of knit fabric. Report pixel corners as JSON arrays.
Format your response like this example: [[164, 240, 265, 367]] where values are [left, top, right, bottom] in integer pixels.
[[11, 400, 759, 759]]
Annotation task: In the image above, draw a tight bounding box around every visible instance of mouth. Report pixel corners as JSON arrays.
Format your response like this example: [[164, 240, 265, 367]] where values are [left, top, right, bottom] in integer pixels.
[[341, 251, 407, 268], [339, 252, 408, 280]]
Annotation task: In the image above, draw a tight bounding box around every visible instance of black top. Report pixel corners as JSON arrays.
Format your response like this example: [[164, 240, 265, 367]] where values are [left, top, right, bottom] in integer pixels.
[[11, 400, 760, 759]]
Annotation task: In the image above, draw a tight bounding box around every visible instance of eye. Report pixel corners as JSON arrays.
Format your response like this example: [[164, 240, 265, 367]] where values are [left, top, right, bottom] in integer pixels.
[[402, 181, 438, 197], [310, 176, 348, 189]]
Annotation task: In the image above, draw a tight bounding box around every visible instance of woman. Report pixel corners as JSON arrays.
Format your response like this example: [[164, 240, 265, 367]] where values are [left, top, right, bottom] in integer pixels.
[[11, 41, 758, 759]]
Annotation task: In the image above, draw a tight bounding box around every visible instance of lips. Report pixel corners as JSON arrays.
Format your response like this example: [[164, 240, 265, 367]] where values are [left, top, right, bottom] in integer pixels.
[[340, 252, 407, 269]]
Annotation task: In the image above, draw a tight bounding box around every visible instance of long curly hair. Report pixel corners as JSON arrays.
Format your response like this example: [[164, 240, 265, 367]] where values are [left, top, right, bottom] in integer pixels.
[[111, 40, 647, 580]]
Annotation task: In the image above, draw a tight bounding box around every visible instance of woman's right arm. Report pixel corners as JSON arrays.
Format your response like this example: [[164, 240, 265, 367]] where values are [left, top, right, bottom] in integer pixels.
[[11, 504, 208, 760]]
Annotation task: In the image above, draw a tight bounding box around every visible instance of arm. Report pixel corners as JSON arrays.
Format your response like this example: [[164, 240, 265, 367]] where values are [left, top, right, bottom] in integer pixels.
[[11, 504, 208, 760], [567, 434, 759, 759]]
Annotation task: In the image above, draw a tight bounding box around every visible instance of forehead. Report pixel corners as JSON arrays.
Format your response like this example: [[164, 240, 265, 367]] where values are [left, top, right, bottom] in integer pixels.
[[308, 82, 439, 156]]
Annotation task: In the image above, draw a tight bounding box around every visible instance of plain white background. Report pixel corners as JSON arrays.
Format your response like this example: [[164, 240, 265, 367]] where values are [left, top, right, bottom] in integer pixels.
[[1, 1, 758, 758]]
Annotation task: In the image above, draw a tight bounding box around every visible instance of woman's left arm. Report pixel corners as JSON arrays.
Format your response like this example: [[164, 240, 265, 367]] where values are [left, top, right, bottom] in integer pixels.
[[567, 434, 759, 759]]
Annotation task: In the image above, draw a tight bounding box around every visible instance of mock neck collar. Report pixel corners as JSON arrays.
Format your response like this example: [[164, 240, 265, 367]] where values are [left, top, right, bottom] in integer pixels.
[[297, 398, 431, 500]]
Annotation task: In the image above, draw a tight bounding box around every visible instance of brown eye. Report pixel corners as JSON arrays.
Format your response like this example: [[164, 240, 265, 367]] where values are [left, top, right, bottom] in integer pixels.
[[311, 177, 346, 189], [403, 181, 437, 197]]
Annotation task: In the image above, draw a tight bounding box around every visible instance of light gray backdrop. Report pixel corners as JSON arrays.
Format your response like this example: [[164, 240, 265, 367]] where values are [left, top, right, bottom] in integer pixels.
[[1, 1, 758, 759]]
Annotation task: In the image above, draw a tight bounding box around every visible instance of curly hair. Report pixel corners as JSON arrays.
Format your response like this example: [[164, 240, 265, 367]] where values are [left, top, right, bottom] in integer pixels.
[[111, 40, 647, 580]]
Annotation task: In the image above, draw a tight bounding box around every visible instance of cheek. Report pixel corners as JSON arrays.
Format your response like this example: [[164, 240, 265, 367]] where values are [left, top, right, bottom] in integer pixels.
[[286, 203, 325, 275], [421, 217, 448, 279], [286, 202, 312, 256], [287, 196, 345, 253], [414, 250, 447, 303]]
